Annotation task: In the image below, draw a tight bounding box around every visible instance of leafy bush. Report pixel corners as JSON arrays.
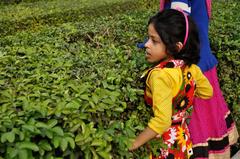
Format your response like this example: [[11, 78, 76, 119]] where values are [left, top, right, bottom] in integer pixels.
[[210, 1, 240, 132], [0, 0, 239, 158]]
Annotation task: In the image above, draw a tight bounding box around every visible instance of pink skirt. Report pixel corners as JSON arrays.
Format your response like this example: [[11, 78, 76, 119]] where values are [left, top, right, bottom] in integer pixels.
[[189, 66, 239, 159]]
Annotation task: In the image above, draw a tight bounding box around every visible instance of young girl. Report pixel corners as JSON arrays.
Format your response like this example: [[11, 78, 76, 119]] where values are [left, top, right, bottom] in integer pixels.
[[129, 9, 213, 158], [159, 1, 239, 158]]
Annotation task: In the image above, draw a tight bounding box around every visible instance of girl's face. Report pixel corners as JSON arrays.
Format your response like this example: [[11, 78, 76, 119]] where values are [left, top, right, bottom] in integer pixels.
[[145, 23, 168, 63]]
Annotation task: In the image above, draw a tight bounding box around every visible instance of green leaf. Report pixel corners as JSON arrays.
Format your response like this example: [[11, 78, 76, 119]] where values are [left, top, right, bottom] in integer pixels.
[[91, 139, 105, 147], [102, 98, 114, 105], [0, 80, 5, 85], [45, 130, 53, 139], [69, 123, 81, 133], [18, 141, 39, 151], [18, 149, 28, 159], [39, 140, 52, 151], [60, 138, 68, 151], [85, 149, 92, 159], [75, 134, 84, 143], [66, 100, 80, 109], [19, 131, 25, 141], [1, 131, 15, 143], [81, 122, 86, 134], [114, 107, 124, 112], [80, 94, 89, 100], [91, 148, 99, 159], [51, 126, 64, 136], [22, 125, 35, 132], [52, 136, 61, 148], [79, 84, 91, 95], [107, 85, 115, 90], [47, 119, 58, 128], [126, 77, 134, 82], [7, 147, 18, 158], [36, 122, 50, 129], [39, 148, 45, 156], [98, 151, 111, 159], [92, 94, 99, 104], [66, 137, 75, 149]]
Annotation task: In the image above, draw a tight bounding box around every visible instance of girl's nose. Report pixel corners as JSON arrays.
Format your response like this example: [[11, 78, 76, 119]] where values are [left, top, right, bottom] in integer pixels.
[[144, 39, 150, 48]]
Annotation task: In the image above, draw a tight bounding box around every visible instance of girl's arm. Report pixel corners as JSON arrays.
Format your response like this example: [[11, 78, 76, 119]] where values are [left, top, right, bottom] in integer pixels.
[[129, 127, 157, 151], [193, 65, 213, 99], [130, 70, 173, 150]]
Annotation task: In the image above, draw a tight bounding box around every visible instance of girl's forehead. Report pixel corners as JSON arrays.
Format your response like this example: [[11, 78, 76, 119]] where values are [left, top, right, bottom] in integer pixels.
[[148, 24, 160, 38]]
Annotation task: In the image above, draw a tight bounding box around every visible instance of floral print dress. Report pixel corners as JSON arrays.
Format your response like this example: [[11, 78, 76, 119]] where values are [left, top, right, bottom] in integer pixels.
[[143, 60, 197, 159]]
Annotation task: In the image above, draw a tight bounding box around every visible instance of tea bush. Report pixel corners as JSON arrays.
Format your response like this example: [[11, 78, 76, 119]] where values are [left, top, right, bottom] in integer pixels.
[[0, 0, 239, 158], [209, 0, 240, 132]]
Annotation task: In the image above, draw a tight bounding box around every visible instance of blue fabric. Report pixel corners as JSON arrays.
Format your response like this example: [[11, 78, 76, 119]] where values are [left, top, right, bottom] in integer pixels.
[[171, 0, 189, 3], [170, 0, 191, 14], [137, 38, 148, 49], [165, 0, 218, 72]]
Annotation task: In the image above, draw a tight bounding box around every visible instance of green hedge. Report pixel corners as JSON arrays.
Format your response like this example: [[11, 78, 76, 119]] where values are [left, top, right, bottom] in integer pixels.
[[0, 0, 239, 158], [210, 1, 240, 132]]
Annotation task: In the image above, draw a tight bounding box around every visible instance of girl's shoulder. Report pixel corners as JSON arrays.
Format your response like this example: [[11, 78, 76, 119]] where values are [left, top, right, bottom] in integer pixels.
[[148, 64, 202, 78], [185, 64, 203, 77], [149, 67, 182, 77], [147, 64, 204, 84], [147, 67, 183, 85]]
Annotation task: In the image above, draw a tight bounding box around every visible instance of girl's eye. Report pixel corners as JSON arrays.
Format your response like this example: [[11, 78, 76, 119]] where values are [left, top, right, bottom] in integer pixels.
[[152, 39, 159, 44], [147, 36, 160, 44], [150, 38, 156, 43]]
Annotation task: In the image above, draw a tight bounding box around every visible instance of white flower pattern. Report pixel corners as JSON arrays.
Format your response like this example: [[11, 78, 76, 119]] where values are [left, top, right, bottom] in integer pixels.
[[165, 127, 177, 146]]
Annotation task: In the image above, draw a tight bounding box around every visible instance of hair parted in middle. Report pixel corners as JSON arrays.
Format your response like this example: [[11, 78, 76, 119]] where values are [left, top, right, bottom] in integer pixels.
[[148, 9, 200, 66]]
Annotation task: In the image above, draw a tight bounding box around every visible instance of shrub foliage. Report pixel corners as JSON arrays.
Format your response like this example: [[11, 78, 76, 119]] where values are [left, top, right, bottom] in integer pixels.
[[0, 0, 239, 158]]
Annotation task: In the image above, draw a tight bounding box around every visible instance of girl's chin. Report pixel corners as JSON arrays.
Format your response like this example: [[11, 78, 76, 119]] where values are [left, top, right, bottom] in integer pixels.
[[145, 55, 153, 62], [145, 57, 151, 62], [145, 57, 161, 64], [145, 55, 161, 63], [146, 58, 155, 64]]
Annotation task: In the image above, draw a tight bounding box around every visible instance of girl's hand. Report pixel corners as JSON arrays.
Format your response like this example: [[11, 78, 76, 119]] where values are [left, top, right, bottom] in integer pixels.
[[129, 141, 140, 151], [129, 127, 158, 151], [155, 134, 161, 138]]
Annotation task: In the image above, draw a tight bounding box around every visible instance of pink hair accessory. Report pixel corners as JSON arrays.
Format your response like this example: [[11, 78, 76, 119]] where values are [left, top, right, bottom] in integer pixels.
[[176, 7, 189, 46]]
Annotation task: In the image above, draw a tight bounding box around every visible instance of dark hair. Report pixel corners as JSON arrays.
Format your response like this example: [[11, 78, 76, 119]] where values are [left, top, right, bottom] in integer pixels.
[[148, 9, 200, 66]]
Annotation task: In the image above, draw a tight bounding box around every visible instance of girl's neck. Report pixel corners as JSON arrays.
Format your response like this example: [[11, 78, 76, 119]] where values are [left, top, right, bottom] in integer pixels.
[[153, 57, 173, 66], [154, 58, 185, 69]]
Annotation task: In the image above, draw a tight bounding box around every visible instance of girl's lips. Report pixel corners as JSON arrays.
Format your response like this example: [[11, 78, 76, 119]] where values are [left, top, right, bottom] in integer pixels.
[[145, 51, 151, 57]]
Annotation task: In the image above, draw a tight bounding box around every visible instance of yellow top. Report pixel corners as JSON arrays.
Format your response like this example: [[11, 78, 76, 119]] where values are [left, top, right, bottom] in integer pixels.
[[145, 64, 213, 135]]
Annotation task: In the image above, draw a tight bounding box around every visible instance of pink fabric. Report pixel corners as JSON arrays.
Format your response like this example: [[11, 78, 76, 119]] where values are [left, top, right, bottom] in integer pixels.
[[206, 0, 212, 18], [159, 0, 212, 18], [189, 67, 229, 144], [159, 0, 165, 11]]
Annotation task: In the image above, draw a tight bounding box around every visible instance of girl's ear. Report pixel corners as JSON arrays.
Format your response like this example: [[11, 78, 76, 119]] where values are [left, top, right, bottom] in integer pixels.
[[176, 42, 183, 52]]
